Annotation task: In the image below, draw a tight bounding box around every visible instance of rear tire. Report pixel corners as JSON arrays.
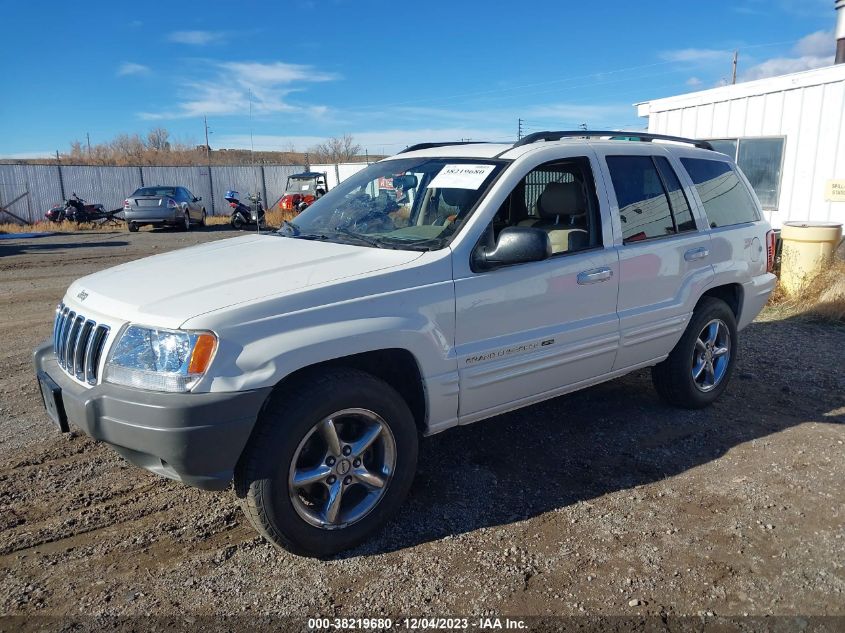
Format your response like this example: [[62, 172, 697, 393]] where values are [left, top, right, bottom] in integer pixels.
[[127, 221, 139, 233], [232, 214, 245, 231], [235, 368, 418, 557], [199, 209, 207, 227], [182, 211, 190, 231], [652, 297, 737, 409]]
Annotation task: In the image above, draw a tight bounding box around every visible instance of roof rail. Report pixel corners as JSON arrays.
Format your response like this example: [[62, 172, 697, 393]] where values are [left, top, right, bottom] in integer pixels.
[[398, 141, 488, 154], [512, 130, 713, 151]]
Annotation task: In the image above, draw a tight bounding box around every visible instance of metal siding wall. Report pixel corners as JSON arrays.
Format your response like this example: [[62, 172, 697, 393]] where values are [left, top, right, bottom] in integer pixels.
[[726, 98, 748, 138], [745, 95, 765, 136], [61, 166, 143, 212], [0, 164, 63, 222], [140, 166, 212, 214], [309, 164, 339, 190], [337, 162, 368, 183], [263, 165, 306, 208], [210, 165, 264, 215]]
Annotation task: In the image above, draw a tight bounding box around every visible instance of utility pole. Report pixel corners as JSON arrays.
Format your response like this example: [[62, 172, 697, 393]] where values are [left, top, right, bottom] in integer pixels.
[[731, 50, 738, 85], [517, 118, 524, 141], [86, 133, 91, 156], [204, 115, 211, 164]]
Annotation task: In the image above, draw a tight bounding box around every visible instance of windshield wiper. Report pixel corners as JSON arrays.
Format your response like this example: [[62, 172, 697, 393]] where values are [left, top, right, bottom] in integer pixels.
[[332, 227, 387, 249]]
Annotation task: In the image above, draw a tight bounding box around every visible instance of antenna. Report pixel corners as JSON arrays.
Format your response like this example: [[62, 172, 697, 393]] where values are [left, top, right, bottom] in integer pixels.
[[248, 89, 260, 234]]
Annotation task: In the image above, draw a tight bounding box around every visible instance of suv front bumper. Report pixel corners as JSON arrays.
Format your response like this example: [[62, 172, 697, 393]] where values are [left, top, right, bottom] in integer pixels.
[[33, 341, 271, 490]]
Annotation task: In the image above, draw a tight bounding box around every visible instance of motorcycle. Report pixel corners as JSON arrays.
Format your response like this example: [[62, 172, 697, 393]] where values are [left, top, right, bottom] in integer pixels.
[[46, 193, 108, 223], [225, 190, 265, 230]]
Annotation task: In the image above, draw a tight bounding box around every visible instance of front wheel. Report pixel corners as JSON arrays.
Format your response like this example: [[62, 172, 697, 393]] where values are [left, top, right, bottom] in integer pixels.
[[182, 211, 191, 231], [652, 297, 737, 409], [235, 368, 418, 557]]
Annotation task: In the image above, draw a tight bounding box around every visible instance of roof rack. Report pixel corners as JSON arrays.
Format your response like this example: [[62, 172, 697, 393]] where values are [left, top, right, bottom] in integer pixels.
[[398, 141, 489, 154], [512, 130, 713, 151]]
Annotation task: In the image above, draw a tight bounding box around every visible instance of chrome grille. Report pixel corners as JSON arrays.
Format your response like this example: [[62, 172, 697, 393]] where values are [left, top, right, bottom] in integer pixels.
[[52, 303, 110, 384]]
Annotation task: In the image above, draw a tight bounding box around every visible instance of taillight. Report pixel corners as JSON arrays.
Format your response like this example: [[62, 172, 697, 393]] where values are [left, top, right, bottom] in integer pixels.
[[123, 199, 130, 208], [229, 202, 238, 208], [766, 229, 777, 273], [167, 198, 177, 208]]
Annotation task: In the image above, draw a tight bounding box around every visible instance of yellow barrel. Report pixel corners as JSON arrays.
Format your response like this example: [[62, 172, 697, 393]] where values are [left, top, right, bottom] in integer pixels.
[[780, 221, 843, 295]]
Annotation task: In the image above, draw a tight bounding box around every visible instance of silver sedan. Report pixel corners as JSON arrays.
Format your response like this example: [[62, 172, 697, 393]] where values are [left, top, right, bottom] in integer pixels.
[[123, 186, 206, 232]]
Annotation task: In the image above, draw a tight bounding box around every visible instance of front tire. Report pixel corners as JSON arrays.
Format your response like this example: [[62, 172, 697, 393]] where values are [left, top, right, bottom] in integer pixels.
[[652, 297, 737, 409], [235, 368, 418, 557]]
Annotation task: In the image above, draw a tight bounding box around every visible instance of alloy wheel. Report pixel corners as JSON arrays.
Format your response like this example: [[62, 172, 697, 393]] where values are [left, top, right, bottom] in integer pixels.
[[692, 318, 731, 392], [288, 408, 396, 530]]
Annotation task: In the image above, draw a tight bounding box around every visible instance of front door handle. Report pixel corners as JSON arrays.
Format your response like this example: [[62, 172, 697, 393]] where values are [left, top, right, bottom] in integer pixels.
[[684, 247, 709, 261], [577, 267, 613, 285]]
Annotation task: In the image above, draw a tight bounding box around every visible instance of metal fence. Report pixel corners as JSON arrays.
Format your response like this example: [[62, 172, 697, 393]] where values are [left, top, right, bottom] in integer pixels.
[[0, 162, 370, 223]]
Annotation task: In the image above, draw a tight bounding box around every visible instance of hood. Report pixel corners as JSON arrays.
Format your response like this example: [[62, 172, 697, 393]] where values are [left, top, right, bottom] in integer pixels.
[[67, 235, 424, 328]]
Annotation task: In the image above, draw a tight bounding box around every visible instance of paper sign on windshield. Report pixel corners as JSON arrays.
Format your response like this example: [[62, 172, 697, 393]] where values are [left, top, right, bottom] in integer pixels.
[[428, 164, 496, 190]]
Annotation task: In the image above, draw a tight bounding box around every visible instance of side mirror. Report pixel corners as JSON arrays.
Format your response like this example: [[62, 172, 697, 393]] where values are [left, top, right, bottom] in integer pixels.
[[473, 226, 551, 271], [194, 196, 201, 202]]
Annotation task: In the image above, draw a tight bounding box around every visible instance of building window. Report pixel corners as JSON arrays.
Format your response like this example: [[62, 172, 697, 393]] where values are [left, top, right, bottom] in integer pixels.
[[707, 137, 784, 210]]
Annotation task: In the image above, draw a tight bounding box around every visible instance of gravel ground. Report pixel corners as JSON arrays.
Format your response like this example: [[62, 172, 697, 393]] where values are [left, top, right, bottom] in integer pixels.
[[0, 228, 843, 623]]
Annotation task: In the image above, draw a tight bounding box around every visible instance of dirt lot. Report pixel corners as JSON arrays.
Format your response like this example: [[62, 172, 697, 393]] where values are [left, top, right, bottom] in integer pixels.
[[0, 228, 843, 624]]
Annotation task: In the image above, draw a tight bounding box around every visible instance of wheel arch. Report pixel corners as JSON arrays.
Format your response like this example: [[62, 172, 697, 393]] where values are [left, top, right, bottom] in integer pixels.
[[696, 283, 743, 322], [265, 348, 427, 435]]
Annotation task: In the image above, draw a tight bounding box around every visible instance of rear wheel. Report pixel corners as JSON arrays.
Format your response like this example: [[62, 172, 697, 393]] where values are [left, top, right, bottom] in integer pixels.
[[232, 214, 245, 230], [199, 209, 207, 227], [182, 211, 190, 231], [652, 297, 737, 409], [127, 221, 139, 233], [235, 368, 418, 557]]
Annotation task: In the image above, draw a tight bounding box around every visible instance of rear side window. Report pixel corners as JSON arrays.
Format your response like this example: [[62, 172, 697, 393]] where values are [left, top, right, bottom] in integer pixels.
[[680, 158, 760, 227], [606, 155, 686, 243], [653, 157, 695, 232]]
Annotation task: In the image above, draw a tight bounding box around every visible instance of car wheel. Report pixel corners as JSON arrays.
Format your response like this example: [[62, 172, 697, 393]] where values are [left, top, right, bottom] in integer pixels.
[[182, 211, 190, 231], [232, 215, 244, 231], [200, 209, 207, 227], [235, 367, 418, 557], [127, 221, 139, 233], [652, 297, 737, 409]]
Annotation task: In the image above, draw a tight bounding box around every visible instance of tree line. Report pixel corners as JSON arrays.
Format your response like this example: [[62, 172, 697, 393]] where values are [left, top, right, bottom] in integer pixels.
[[4, 130, 371, 166]]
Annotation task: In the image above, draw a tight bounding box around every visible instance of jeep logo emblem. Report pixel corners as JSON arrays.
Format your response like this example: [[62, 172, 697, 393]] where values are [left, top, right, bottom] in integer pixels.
[[76, 290, 89, 301]]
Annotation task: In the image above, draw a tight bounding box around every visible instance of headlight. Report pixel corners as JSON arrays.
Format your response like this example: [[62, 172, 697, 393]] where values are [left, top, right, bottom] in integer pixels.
[[104, 325, 217, 393]]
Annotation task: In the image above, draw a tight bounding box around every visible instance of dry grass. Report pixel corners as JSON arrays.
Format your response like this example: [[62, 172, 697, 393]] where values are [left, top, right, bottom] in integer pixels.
[[205, 208, 297, 228], [0, 219, 116, 234], [767, 257, 845, 322]]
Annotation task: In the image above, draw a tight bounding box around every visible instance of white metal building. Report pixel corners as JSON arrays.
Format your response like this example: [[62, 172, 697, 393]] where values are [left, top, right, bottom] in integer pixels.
[[635, 64, 845, 228]]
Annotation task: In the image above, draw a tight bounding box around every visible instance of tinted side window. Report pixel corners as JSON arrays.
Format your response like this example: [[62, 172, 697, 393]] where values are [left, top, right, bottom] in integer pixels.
[[680, 158, 760, 227], [606, 156, 675, 243], [653, 156, 695, 232]]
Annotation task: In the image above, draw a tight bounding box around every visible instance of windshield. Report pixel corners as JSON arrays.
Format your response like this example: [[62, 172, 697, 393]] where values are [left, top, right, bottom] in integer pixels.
[[132, 187, 176, 198], [278, 158, 504, 250], [286, 178, 317, 194]]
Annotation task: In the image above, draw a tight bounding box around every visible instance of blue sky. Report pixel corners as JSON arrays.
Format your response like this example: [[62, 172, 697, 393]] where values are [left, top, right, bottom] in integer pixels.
[[0, 0, 838, 158]]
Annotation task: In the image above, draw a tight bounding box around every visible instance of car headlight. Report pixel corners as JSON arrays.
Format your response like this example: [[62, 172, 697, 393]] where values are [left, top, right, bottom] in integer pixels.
[[104, 325, 217, 393]]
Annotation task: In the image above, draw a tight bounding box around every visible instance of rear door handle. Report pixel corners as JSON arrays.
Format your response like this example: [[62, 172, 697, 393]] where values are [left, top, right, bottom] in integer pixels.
[[577, 267, 613, 285], [684, 247, 709, 261]]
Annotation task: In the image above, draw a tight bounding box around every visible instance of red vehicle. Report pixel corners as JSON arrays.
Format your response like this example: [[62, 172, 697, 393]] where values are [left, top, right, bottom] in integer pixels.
[[279, 171, 328, 213]]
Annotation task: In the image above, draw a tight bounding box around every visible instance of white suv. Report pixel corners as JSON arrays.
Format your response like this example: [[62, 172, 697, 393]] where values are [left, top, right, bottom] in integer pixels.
[[34, 131, 777, 556]]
